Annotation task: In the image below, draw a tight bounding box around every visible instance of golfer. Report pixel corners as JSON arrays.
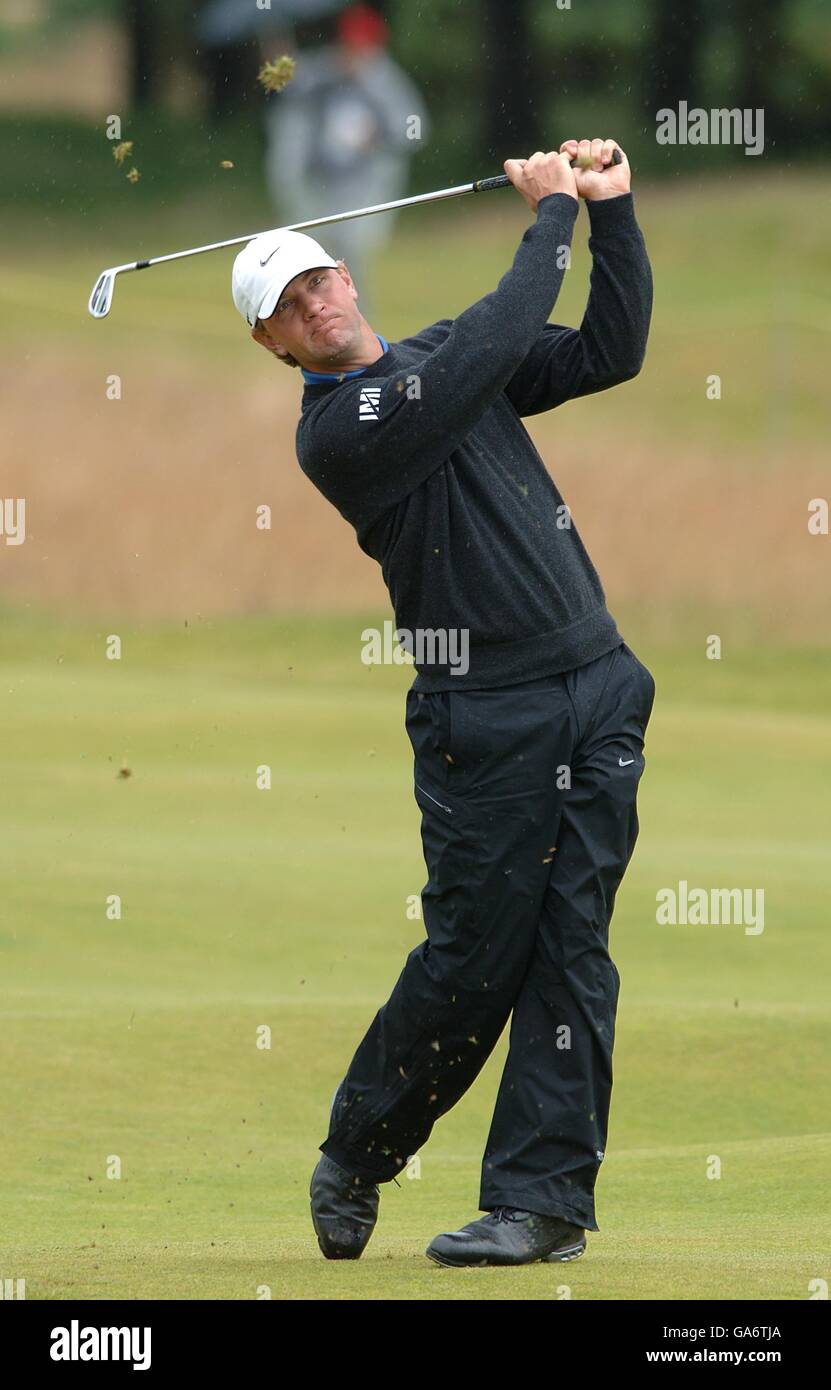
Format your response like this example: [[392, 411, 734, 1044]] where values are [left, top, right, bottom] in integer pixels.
[[232, 140, 655, 1267]]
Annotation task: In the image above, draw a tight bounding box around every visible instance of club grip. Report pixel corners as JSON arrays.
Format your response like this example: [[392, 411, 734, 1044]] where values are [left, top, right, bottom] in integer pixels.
[[572, 147, 623, 168], [474, 148, 622, 193], [473, 175, 512, 192]]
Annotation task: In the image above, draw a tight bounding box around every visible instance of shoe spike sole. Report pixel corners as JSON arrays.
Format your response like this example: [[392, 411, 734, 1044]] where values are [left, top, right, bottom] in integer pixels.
[[425, 1238, 586, 1269]]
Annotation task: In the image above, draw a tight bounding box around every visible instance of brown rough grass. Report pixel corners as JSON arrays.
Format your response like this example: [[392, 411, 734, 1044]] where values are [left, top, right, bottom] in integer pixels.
[[1, 352, 827, 636]]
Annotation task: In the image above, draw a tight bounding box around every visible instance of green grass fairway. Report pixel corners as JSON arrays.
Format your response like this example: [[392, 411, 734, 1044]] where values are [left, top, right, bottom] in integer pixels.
[[2, 610, 829, 1300]]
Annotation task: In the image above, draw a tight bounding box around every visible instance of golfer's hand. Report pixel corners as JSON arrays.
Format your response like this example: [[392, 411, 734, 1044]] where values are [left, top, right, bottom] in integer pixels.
[[504, 151, 578, 212], [559, 139, 630, 200]]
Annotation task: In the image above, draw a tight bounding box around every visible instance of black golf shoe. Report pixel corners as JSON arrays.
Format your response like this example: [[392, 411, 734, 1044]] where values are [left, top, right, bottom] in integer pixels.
[[310, 1154, 380, 1260], [425, 1206, 586, 1267]]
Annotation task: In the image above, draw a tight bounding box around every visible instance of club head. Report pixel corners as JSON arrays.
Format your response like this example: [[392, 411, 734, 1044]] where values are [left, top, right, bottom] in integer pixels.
[[88, 268, 117, 319]]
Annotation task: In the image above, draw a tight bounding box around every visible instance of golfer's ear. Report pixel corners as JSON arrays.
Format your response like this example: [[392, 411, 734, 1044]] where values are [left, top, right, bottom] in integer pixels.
[[252, 324, 284, 356]]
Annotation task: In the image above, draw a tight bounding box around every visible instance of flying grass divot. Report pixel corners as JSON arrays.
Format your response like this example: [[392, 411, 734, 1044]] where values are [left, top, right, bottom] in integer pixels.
[[112, 139, 140, 185], [257, 56, 296, 94]]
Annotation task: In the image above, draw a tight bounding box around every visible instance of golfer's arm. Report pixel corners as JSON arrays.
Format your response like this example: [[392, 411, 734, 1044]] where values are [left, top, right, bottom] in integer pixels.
[[403, 192, 580, 448], [301, 195, 578, 520], [504, 193, 652, 418]]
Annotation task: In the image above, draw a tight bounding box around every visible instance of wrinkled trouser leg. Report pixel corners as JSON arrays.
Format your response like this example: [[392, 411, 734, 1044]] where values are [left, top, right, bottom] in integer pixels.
[[479, 643, 656, 1230], [320, 642, 655, 1200], [320, 671, 578, 1182]]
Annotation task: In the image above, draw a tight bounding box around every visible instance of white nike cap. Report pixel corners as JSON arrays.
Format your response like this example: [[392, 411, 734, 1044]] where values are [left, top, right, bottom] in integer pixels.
[[231, 229, 340, 329]]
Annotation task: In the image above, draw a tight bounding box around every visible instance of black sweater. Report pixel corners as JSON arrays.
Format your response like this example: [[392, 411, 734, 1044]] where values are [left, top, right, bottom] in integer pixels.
[[295, 191, 652, 690]]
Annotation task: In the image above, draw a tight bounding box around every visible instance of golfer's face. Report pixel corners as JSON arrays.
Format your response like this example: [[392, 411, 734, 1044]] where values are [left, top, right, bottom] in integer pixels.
[[262, 265, 358, 363]]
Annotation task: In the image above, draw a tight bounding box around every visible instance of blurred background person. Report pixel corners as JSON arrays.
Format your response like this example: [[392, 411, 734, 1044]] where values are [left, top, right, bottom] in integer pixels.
[[261, 3, 430, 320]]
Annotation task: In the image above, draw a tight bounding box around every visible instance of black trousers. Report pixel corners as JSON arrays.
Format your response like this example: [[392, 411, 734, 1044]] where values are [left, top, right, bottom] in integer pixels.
[[320, 640, 656, 1231]]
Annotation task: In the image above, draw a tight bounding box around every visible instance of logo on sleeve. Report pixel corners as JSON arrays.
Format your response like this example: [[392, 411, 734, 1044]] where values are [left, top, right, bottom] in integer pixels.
[[358, 387, 382, 422]]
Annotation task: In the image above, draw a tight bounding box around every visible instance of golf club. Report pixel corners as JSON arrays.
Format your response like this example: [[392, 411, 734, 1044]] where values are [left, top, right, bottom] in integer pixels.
[[87, 150, 622, 319]]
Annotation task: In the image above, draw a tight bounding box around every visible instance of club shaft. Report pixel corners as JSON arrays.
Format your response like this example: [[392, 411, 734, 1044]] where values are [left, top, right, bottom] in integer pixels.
[[129, 150, 620, 273], [137, 178, 507, 273], [89, 150, 621, 316]]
